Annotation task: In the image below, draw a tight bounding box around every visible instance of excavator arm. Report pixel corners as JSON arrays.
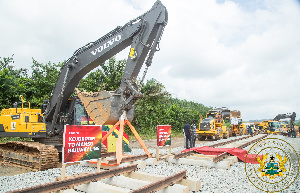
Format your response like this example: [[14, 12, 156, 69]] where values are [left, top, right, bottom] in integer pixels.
[[273, 112, 296, 129], [44, 1, 168, 136]]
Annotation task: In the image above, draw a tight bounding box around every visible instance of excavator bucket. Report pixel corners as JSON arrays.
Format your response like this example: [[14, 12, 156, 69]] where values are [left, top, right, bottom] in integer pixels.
[[75, 89, 134, 125]]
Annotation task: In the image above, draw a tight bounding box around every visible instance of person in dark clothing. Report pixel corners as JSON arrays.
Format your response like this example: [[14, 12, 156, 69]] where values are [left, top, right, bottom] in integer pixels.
[[288, 127, 291, 137], [191, 120, 197, 147], [184, 121, 192, 149], [292, 127, 296, 138]]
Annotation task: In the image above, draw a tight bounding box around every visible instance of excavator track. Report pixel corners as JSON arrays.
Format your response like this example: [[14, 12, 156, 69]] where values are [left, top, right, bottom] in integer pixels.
[[0, 141, 59, 171]]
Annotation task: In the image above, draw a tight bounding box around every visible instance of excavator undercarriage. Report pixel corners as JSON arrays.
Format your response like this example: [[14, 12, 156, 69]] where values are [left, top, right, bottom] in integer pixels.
[[0, 141, 59, 171]]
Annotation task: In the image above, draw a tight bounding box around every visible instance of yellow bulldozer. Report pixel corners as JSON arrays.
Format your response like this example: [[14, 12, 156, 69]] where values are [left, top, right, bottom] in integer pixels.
[[196, 108, 229, 140]]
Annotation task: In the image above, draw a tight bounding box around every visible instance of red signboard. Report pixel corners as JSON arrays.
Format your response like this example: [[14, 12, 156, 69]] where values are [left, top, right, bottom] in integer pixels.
[[157, 125, 171, 147], [63, 125, 102, 163]]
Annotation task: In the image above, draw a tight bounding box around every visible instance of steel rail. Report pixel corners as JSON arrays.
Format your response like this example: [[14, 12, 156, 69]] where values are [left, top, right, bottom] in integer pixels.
[[130, 170, 186, 193], [174, 135, 255, 159], [236, 134, 268, 149], [8, 164, 138, 193], [209, 135, 252, 148], [107, 153, 152, 165], [174, 150, 194, 159], [213, 152, 229, 162], [213, 134, 268, 162], [101, 152, 116, 158]]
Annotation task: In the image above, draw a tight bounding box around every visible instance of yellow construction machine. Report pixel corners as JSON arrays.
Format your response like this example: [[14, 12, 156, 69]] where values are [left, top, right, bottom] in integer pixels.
[[256, 112, 296, 135], [257, 120, 282, 134], [0, 95, 46, 136], [196, 108, 229, 140], [229, 110, 247, 136], [257, 120, 269, 132], [272, 112, 296, 135], [265, 120, 281, 134]]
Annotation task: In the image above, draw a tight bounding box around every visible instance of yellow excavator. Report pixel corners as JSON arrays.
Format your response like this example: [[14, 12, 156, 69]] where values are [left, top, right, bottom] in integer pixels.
[[0, 1, 168, 170]]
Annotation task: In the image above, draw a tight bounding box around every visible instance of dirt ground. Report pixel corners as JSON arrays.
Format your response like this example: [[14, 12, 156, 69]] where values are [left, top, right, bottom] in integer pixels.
[[0, 163, 32, 177]]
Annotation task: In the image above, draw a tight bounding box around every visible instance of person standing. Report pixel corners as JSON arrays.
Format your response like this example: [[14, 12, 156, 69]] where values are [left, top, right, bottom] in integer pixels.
[[292, 127, 296, 138], [247, 125, 250, 135], [288, 127, 291, 137], [191, 120, 197, 147], [248, 125, 252, 135], [183, 127, 186, 148], [183, 121, 192, 149]]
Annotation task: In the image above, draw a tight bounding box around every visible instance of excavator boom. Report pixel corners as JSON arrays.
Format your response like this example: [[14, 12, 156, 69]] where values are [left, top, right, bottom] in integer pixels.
[[44, 1, 168, 135]]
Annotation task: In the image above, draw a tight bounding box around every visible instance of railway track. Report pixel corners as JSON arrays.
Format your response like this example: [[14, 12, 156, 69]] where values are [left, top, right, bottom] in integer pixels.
[[7, 164, 189, 193], [169, 134, 269, 169], [8, 164, 138, 193], [211, 134, 268, 162], [4, 134, 269, 193]]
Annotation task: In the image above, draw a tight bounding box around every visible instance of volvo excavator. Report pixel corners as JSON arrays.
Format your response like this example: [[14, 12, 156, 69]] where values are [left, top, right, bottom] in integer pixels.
[[0, 1, 168, 170], [270, 112, 296, 134]]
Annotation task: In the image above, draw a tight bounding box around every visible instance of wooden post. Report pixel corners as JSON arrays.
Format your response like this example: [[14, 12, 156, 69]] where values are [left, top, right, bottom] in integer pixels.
[[61, 163, 67, 180], [168, 145, 172, 155], [126, 120, 151, 158], [156, 147, 160, 161], [116, 119, 124, 164], [97, 158, 101, 172]]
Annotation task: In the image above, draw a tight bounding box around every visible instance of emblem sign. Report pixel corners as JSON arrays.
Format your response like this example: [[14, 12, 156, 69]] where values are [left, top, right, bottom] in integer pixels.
[[245, 138, 299, 192]]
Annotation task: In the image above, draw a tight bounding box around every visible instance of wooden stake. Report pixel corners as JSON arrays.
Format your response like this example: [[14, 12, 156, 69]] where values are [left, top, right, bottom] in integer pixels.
[[156, 147, 160, 161], [61, 163, 67, 180], [102, 121, 120, 142], [97, 158, 101, 172], [101, 117, 152, 165], [126, 120, 151, 158], [116, 119, 124, 164], [169, 145, 172, 155]]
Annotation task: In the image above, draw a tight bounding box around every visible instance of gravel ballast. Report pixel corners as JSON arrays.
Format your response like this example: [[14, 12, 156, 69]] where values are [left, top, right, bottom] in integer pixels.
[[0, 134, 299, 193]]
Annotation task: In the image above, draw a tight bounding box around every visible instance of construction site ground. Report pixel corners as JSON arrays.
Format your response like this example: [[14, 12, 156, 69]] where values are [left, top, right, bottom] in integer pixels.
[[1, 134, 300, 193], [0, 137, 197, 177], [1, 134, 299, 176]]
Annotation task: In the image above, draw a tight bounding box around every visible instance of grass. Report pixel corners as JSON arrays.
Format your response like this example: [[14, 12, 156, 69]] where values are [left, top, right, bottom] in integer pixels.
[[0, 137, 33, 143], [128, 131, 184, 141]]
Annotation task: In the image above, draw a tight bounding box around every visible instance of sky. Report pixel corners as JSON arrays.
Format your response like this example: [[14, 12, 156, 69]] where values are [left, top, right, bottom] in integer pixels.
[[1, 0, 300, 121]]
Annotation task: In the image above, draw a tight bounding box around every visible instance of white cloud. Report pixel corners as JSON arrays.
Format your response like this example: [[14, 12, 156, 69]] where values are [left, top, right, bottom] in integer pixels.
[[0, 0, 300, 120]]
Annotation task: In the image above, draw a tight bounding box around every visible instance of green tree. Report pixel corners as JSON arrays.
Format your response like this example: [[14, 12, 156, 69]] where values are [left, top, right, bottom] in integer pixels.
[[79, 57, 125, 92], [0, 56, 28, 109], [132, 79, 210, 135], [21, 58, 63, 107], [132, 78, 171, 135]]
